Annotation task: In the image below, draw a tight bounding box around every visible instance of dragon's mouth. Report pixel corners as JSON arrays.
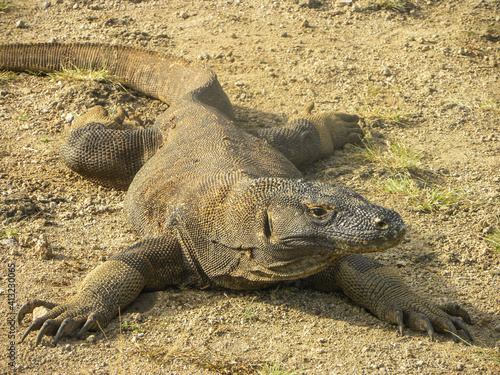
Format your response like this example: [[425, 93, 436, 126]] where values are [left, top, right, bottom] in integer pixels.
[[277, 227, 406, 254]]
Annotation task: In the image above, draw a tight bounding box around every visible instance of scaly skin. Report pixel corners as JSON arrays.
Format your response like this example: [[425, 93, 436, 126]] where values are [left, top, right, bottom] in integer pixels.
[[0, 43, 472, 346]]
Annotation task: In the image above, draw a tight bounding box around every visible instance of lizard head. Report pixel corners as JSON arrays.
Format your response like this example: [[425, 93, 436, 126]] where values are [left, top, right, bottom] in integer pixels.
[[263, 180, 406, 253], [219, 178, 406, 282]]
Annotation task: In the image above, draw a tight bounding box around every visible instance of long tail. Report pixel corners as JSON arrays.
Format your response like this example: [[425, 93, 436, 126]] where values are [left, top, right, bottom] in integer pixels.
[[0, 43, 234, 118]]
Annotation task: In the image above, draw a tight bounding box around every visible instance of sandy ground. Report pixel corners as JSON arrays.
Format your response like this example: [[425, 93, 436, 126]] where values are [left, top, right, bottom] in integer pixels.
[[1, 0, 499, 374]]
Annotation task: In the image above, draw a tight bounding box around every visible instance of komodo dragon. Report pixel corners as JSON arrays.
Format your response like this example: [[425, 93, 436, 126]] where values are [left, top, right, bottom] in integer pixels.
[[0, 43, 472, 346]]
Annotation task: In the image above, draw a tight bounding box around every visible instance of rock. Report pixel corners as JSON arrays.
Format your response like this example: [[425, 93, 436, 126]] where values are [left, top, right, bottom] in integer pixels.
[[198, 53, 210, 61], [16, 20, 27, 29], [35, 234, 53, 260], [42, 1, 51, 9], [64, 113, 74, 123], [19, 232, 36, 247], [381, 67, 391, 76], [131, 312, 143, 322], [86, 335, 97, 343], [1, 236, 20, 256], [33, 306, 50, 321]]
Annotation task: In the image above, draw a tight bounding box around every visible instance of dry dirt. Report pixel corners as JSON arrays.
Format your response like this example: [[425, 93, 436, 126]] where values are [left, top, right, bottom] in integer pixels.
[[1, 0, 499, 374]]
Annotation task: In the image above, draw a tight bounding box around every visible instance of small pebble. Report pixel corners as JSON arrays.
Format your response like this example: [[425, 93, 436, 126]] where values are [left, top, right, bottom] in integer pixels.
[[32, 306, 50, 321], [16, 20, 27, 29], [1, 237, 20, 255], [381, 67, 391, 76], [35, 234, 53, 260], [64, 113, 74, 123], [86, 335, 97, 343], [198, 53, 210, 61], [42, 1, 51, 9], [132, 313, 143, 322]]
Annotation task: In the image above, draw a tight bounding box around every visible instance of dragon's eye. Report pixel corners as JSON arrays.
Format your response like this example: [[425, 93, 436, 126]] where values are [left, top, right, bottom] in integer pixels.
[[307, 205, 334, 219], [311, 207, 327, 217], [306, 204, 335, 220]]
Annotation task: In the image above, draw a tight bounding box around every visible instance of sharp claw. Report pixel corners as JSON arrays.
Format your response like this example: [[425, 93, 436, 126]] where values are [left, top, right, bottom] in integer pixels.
[[396, 308, 404, 337], [421, 316, 435, 341], [453, 318, 474, 343], [17, 300, 58, 325], [442, 302, 472, 324], [444, 320, 460, 343], [53, 319, 70, 346], [17, 303, 31, 325], [20, 321, 40, 344], [456, 305, 472, 325], [77, 313, 98, 338], [36, 320, 54, 347]]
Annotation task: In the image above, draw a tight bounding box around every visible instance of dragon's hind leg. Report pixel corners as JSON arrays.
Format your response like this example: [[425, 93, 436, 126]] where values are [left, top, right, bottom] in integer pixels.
[[61, 106, 162, 190]]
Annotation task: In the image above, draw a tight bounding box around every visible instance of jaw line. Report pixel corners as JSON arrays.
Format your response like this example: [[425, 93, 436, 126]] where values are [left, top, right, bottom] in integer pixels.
[[276, 229, 406, 254]]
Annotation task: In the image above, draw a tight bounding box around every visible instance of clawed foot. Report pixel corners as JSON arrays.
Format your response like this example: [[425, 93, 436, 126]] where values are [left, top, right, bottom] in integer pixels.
[[294, 102, 364, 156], [18, 299, 105, 346], [71, 105, 144, 131], [380, 299, 473, 343]]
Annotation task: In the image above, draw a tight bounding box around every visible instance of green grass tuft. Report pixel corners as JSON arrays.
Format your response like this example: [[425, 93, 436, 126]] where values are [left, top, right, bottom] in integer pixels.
[[486, 219, 500, 254], [1, 228, 19, 238], [0, 71, 17, 82], [355, 138, 422, 173], [121, 321, 142, 332], [377, 0, 414, 12], [0, 1, 13, 12], [47, 66, 113, 83], [356, 139, 469, 212], [380, 173, 467, 212]]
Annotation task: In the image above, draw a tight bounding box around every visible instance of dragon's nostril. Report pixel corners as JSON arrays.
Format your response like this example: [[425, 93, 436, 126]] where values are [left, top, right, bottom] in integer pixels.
[[374, 218, 388, 229]]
